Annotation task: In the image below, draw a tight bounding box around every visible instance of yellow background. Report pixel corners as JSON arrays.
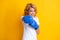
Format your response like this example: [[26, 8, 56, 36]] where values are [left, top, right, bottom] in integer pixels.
[[0, 0, 60, 40]]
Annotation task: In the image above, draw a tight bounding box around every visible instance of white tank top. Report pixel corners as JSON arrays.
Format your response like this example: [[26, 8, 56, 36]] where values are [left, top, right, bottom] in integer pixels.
[[20, 16, 39, 40]]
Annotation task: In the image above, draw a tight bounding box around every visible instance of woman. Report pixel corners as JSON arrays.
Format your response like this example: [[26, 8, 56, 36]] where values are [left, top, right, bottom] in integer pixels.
[[20, 3, 40, 40]]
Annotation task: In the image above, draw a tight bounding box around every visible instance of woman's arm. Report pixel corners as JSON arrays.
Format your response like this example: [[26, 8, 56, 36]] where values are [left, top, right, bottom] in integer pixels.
[[36, 27, 40, 34], [36, 17, 40, 34]]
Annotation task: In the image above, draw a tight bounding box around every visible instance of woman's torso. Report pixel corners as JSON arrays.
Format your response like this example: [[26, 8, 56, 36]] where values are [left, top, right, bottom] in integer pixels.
[[21, 16, 39, 40]]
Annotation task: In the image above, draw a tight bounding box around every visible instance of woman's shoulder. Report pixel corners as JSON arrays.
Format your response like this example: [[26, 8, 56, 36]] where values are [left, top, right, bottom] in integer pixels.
[[20, 16, 24, 20], [35, 16, 39, 20], [35, 16, 40, 25], [20, 16, 24, 24]]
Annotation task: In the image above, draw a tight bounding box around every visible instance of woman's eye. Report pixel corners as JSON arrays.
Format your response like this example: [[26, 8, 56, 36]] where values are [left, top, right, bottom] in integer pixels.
[[30, 10, 33, 12]]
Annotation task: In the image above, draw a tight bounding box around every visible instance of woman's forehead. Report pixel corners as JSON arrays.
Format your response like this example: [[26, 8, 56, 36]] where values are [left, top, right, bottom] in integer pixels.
[[29, 8, 35, 11]]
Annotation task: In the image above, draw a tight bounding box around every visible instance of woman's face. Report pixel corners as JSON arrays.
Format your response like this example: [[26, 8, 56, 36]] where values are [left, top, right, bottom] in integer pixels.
[[29, 8, 35, 17]]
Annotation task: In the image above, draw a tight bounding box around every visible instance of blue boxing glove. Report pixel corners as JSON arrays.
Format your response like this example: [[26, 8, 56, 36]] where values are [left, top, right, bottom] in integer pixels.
[[28, 18, 39, 30], [23, 15, 32, 23], [23, 15, 39, 30]]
